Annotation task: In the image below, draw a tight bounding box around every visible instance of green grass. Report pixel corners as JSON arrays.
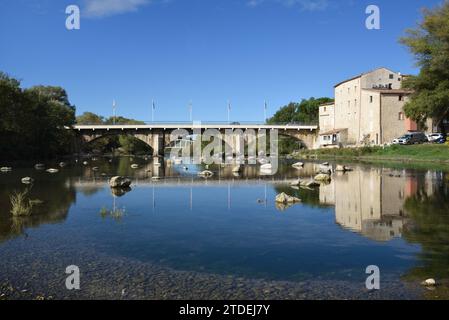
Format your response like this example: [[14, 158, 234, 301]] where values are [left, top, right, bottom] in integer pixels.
[[299, 144, 449, 163]]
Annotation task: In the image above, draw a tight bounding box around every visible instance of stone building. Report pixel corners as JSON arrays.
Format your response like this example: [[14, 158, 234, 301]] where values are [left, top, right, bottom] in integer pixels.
[[318, 67, 434, 147]]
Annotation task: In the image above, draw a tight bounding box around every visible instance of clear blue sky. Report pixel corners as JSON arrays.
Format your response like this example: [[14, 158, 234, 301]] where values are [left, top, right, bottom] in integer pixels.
[[0, 0, 443, 122]]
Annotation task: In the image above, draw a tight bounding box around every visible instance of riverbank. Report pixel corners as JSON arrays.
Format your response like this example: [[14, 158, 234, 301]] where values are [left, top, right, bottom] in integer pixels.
[[296, 144, 449, 165]]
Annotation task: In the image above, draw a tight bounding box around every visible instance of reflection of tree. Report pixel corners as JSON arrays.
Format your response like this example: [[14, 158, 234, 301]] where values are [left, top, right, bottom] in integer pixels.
[[402, 181, 449, 298], [0, 172, 76, 243]]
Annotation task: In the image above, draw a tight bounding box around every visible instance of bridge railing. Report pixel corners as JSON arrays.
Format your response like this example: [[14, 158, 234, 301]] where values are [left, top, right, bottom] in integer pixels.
[[74, 121, 318, 126]]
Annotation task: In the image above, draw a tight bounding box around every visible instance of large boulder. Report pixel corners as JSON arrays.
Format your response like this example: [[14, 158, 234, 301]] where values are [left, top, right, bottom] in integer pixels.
[[314, 174, 331, 182], [275, 192, 301, 204], [109, 176, 132, 188]]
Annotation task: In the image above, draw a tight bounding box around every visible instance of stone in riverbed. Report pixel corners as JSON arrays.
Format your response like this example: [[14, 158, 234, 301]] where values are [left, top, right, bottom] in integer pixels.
[[232, 165, 243, 173], [421, 278, 436, 287], [109, 176, 132, 188], [21, 177, 34, 184], [198, 170, 214, 178], [314, 173, 331, 182], [335, 165, 353, 172], [292, 162, 304, 169], [275, 192, 301, 204]]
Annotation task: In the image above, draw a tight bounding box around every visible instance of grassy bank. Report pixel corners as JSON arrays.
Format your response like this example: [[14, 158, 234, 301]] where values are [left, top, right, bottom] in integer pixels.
[[298, 144, 449, 164]]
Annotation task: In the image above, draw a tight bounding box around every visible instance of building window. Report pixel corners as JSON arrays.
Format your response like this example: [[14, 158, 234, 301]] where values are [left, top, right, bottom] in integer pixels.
[[399, 95, 403, 101], [323, 107, 326, 112], [398, 112, 405, 120], [389, 74, 394, 79], [370, 96, 373, 103]]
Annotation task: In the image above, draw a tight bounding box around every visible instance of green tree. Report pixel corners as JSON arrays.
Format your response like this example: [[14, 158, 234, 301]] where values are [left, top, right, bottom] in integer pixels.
[[0, 72, 75, 160], [400, 2, 449, 132], [267, 97, 333, 125], [267, 97, 333, 153], [76, 112, 104, 124]]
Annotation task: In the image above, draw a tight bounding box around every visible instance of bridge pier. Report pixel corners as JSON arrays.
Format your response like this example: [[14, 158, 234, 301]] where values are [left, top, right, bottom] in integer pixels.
[[152, 132, 165, 157]]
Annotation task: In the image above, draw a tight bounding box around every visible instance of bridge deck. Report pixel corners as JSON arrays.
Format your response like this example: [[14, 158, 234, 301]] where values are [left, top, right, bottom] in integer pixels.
[[72, 123, 318, 131]]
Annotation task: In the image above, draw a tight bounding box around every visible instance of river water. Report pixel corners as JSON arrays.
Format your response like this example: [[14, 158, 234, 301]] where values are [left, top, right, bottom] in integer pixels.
[[1, 157, 448, 299]]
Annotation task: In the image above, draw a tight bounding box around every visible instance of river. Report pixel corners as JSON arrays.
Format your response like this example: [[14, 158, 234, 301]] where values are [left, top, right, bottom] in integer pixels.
[[1, 157, 448, 299]]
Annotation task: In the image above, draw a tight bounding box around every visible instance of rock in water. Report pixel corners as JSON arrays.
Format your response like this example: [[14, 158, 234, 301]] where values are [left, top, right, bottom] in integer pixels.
[[0, 167, 12, 172], [232, 165, 243, 173], [198, 170, 214, 178], [21, 177, 34, 184], [109, 176, 132, 188], [34, 164, 45, 170], [421, 279, 436, 287], [46, 168, 59, 173], [292, 162, 304, 169], [275, 192, 301, 204], [131, 164, 139, 169], [314, 174, 331, 182], [59, 162, 67, 167], [335, 165, 353, 172]]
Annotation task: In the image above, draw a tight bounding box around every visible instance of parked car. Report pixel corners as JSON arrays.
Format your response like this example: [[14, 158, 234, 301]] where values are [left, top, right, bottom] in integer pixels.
[[392, 132, 428, 145], [427, 133, 445, 143]]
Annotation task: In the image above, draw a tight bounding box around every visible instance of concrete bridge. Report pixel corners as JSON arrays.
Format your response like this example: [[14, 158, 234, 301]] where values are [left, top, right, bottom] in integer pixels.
[[72, 122, 318, 156]]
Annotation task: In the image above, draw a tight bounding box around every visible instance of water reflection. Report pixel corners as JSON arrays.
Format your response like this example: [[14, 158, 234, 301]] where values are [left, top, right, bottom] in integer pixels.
[[1, 157, 449, 291]]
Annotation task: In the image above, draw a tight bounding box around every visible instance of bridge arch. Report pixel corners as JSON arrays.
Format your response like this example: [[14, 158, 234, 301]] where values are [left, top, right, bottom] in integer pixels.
[[75, 131, 155, 155]]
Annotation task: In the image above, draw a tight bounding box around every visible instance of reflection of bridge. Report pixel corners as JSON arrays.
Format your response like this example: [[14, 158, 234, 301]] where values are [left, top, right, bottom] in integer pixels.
[[72, 123, 319, 156]]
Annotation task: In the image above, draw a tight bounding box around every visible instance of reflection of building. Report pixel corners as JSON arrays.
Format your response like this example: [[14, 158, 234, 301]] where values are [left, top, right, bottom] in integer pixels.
[[318, 68, 436, 147], [320, 167, 434, 241]]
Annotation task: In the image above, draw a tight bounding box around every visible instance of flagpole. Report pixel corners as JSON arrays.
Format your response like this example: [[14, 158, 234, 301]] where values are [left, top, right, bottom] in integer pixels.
[[264, 100, 267, 123], [151, 99, 155, 123], [112, 99, 116, 125], [189, 101, 193, 122], [227, 100, 231, 123]]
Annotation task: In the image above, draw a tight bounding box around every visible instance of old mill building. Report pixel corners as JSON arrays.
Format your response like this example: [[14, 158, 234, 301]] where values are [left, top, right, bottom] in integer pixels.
[[318, 67, 435, 147]]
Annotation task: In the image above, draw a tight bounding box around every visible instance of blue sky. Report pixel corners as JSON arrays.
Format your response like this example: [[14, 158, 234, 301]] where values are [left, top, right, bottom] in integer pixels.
[[0, 0, 443, 122]]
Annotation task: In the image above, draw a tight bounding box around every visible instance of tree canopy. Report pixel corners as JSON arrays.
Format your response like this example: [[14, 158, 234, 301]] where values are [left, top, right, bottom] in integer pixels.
[[266, 97, 333, 154], [400, 2, 449, 132], [266, 97, 333, 125], [0, 72, 76, 160]]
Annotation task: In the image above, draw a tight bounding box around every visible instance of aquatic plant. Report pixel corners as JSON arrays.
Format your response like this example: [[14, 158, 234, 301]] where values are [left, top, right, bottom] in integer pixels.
[[10, 189, 34, 217], [99, 206, 126, 221]]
